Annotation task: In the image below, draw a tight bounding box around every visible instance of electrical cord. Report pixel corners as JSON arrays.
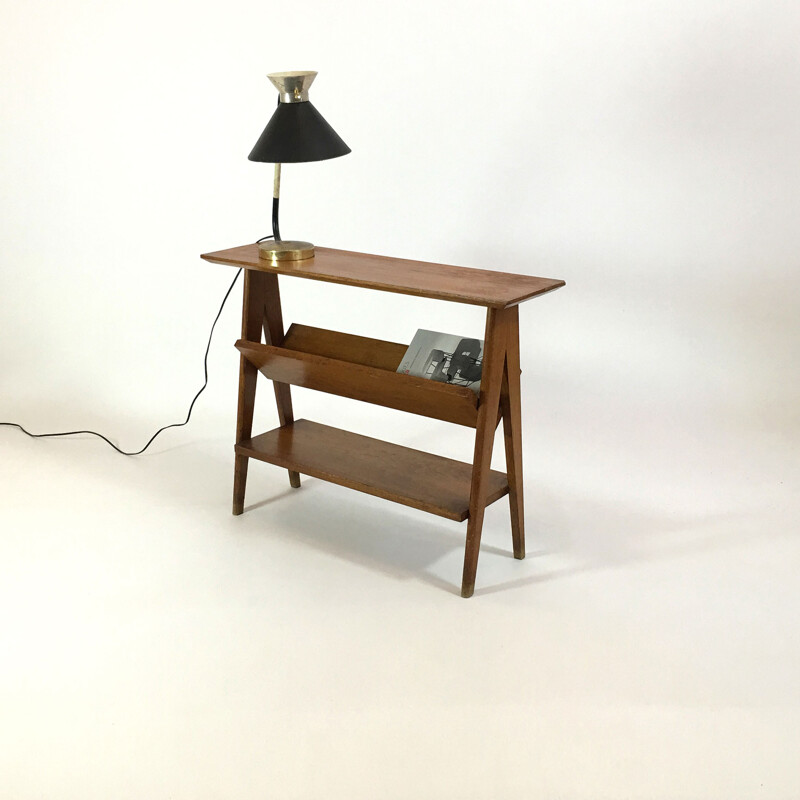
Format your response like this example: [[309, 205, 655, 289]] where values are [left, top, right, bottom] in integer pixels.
[[0, 236, 274, 456]]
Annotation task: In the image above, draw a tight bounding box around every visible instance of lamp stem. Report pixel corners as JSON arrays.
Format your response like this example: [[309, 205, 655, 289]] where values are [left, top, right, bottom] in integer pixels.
[[272, 163, 282, 240], [273, 162, 281, 199]]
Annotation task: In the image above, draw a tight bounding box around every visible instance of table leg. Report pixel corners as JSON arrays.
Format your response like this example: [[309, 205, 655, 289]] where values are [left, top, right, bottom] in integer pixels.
[[262, 273, 301, 489], [461, 306, 511, 598], [500, 305, 525, 559], [233, 270, 269, 515]]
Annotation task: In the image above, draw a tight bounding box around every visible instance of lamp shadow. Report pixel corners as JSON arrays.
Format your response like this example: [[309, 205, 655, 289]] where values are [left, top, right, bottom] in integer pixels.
[[244, 487, 301, 513], [232, 477, 770, 598], [473, 495, 775, 597], [239, 475, 783, 598], [12, 428, 779, 599], [237, 478, 519, 593]]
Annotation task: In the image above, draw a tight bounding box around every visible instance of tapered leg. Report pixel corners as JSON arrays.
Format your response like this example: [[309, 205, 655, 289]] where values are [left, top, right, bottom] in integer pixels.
[[232, 454, 250, 516], [500, 306, 525, 559], [233, 270, 268, 515], [461, 307, 511, 598], [262, 273, 301, 488]]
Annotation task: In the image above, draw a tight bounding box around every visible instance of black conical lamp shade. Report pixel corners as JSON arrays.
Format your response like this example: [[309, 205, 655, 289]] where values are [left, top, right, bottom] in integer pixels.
[[249, 101, 351, 163]]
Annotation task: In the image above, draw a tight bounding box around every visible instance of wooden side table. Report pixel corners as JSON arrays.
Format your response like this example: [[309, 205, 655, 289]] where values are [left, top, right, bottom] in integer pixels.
[[200, 244, 565, 597]]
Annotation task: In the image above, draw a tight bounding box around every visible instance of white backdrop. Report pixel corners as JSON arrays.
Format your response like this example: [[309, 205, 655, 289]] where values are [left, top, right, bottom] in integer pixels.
[[2, 1, 799, 798]]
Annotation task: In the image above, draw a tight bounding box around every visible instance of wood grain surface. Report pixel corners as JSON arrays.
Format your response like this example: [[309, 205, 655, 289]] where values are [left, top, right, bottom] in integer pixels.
[[235, 338, 480, 428], [201, 244, 565, 309], [235, 419, 509, 521], [283, 323, 407, 371]]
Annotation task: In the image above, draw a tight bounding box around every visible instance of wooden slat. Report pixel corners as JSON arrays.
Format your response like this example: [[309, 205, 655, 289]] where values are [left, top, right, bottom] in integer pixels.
[[233, 270, 269, 515], [201, 244, 566, 309], [461, 306, 512, 598], [235, 339, 480, 428], [500, 306, 525, 560], [283, 323, 407, 371], [236, 419, 509, 521], [262, 272, 301, 489]]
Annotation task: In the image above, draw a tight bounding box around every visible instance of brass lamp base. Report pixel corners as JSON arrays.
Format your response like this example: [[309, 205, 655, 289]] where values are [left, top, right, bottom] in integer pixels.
[[258, 240, 315, 262]]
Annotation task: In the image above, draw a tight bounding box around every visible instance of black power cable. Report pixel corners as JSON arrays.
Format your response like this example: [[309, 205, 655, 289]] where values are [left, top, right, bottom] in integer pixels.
[[1, 237, 273, 456]]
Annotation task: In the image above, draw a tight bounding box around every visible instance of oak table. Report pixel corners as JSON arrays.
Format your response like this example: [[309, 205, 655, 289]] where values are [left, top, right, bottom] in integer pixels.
[[200, 244, 565, 597]]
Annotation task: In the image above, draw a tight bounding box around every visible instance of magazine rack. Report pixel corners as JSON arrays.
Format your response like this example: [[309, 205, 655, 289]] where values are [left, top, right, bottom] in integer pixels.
[[200, 244, 565, 597]]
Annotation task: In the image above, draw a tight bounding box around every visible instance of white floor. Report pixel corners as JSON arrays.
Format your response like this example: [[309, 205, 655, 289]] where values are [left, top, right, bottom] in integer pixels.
[[2, 390, 798, 800]]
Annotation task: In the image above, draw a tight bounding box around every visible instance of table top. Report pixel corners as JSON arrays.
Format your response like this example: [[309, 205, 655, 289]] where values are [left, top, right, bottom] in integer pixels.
[[200, 244, 565, 309]]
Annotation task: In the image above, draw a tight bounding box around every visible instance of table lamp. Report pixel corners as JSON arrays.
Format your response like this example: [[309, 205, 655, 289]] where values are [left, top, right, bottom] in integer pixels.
[[249, 70, 351, 262]]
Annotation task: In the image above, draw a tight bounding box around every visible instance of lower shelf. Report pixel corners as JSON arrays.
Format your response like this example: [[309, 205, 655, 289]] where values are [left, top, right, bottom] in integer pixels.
[[236, 419, 509, 522]]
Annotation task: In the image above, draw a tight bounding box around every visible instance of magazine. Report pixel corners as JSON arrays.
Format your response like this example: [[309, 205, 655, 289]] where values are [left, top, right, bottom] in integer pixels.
[[396, 329, 484, 393]]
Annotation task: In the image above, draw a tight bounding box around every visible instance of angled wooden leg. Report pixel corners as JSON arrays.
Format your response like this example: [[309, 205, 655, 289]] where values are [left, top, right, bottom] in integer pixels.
[[461, 306, 511, 598], [500, 305, 525, 559], [262, 273, 301, 489], [233, 269, 269, 515]]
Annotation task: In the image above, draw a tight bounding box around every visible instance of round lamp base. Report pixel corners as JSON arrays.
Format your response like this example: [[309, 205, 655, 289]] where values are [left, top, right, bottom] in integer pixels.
[[258, 240, 315, 262]]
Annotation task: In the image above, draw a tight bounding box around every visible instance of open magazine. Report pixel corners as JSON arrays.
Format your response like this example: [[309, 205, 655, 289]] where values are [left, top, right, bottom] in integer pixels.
[[396, 329, 483, 393]]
